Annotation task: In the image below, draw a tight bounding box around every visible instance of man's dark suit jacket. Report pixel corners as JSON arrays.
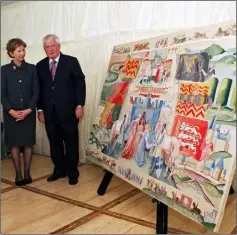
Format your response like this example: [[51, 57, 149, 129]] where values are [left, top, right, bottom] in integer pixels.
[[36, 52, 86, 121]]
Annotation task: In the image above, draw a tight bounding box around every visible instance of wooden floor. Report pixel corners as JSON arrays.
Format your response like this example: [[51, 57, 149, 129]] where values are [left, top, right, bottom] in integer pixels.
[[1, 155, 236, 234]]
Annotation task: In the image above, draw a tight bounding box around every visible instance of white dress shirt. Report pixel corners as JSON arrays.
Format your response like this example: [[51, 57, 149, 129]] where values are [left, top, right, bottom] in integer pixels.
[[49, 54, 60, 69]]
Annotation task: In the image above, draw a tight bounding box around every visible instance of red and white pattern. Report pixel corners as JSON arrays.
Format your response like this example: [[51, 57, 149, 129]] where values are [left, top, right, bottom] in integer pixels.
[[175, 100, 208, 119]]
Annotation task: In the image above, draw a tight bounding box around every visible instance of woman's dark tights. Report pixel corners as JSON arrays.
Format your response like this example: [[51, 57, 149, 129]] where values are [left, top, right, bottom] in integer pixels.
[[23, 146, 33, 179], [11, 147, 22, 182], [11, 146, 33, 182]]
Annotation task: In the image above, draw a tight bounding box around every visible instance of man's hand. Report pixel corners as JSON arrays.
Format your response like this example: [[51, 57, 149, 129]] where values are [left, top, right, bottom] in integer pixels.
[[75, 106, 84, 119], [15, 109, 32, 121], [38, 111, 45, 124]]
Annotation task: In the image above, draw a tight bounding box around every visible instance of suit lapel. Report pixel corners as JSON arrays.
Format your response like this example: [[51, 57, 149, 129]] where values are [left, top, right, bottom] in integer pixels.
[[43, 58, 52, 81], [54, 53, 66, 82]]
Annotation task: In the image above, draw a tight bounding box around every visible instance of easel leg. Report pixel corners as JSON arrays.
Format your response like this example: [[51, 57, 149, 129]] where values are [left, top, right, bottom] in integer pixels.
[[229, 186, 235, 195], [152, 199, 168, 234], [97, 170, 114, 196]]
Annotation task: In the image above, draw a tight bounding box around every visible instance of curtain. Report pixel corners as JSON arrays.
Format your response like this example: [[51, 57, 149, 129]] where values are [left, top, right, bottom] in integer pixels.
[[1, 1, 236, 45]]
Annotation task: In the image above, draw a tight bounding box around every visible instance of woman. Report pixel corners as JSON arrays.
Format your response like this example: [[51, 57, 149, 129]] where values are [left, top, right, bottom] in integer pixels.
[[149, 120, 164, 178], [135, 124, 155, 167], [121, 115, 141, 160], [1, 38, 39, 185]]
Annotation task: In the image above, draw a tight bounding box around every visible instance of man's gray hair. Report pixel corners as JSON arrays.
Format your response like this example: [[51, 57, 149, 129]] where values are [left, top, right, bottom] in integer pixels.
[[42, 34, 60, 46]]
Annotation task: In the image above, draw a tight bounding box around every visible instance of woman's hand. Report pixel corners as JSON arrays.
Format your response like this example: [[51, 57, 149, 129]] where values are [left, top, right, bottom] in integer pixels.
[[15, 109, 32, 121], [9, 109, 21, 119]]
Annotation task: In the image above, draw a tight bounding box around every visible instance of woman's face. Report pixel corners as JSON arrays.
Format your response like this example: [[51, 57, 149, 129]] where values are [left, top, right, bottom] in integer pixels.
[[10, 45, 26, 62]]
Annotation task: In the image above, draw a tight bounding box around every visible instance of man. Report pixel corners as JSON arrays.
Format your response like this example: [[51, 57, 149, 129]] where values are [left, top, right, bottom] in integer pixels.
[[37, 34, 86, 185]]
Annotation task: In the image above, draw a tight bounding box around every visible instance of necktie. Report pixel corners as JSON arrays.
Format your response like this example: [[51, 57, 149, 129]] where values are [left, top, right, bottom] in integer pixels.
[[51, 60, 56, 80]]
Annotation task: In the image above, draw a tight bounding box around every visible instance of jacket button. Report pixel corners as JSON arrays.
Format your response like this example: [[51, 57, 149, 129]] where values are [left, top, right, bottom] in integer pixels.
[[19, 80, 22, 82], [52, 86, 54, 89]]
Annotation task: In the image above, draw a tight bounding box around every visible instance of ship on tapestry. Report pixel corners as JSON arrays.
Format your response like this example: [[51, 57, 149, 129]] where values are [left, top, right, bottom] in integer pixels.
[[86, 21, 236, 232]]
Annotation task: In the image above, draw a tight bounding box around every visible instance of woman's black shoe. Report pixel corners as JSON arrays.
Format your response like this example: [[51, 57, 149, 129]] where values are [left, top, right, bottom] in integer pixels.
[[15, 179, 25, 186], [15, 172, 24, 186], [23, 176, 32, 185], [23, 171, 33, 185]]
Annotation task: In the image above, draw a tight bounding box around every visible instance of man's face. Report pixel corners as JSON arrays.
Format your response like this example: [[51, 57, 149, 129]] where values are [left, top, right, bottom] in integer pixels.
[[44, 38, 60, 59]]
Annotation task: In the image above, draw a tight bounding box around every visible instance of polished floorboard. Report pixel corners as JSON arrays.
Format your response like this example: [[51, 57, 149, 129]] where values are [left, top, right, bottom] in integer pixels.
[[1, 155, 236, 234]]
